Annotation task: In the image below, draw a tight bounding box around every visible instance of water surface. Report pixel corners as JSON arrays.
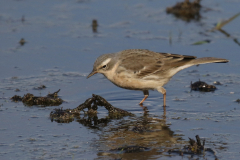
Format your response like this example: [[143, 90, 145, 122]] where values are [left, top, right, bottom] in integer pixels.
[[0, 0, 240, 159]]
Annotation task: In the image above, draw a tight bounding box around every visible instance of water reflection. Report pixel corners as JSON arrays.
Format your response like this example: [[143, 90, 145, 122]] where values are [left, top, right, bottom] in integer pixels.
[[140, 104, 166, 119], [47, 99, 220, 159], [49, 99, 181, 159], [96, 113, 183, 159], [75, 113, 125, 129], [217, 29, 240, 46]]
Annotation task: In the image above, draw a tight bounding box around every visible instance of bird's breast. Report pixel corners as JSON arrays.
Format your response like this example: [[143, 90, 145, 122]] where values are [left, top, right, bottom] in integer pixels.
[[105, 71, 167, 90], [103, 63, 169, 90]]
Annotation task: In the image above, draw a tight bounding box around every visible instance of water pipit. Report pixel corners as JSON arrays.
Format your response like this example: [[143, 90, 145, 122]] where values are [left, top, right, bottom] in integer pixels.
[[87, 49, 228, 106]]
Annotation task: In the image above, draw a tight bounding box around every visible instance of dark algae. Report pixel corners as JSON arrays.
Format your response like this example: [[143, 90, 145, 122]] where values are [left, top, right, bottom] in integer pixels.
[[50, 94, 133, 123], [10, 89, 63, 106], [191, 80, 216, 92], [166, 0, 201, 22], [168, 135, 218, 159]]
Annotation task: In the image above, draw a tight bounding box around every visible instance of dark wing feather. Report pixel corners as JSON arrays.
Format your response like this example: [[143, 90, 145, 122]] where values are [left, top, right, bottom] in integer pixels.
[[116, 49, 196, 78]]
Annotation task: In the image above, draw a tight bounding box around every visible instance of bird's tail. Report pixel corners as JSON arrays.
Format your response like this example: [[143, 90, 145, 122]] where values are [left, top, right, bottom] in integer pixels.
[[167, 57, 229, 78]]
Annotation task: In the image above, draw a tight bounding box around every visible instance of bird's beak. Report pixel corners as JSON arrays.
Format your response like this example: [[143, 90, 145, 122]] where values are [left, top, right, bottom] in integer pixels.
[[87, 70, 98, 79]]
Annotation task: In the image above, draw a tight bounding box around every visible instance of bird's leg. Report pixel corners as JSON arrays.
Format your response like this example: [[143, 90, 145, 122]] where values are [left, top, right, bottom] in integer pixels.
[[139, 90, 149, 105], [163, 93, 166, 107], [157, 87, 166, 107]]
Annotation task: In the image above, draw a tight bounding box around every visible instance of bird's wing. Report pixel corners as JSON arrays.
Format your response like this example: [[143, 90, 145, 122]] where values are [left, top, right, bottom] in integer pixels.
[[116, 49, 196, 79]]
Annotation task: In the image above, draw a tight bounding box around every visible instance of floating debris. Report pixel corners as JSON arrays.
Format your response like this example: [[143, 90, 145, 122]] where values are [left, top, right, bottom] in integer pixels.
[[15, 88, 20, 92], [213, 81, 222, 85], [10, 89, 63, 106], [192, 39, 211, 45], [92, 19, 98, 33], [166, 0, 201, 22], [33, 85, 46, 90], [50, 108, 74, 123], [210, 12, 240, 46], [236, 99, 240, 103], [50, 94, 133, 123], [10, 95, 23, 102], [191, 80, 216, 92], [19, 38, 26, 46], [168, 135, 218, 159], [212, 12, 240, 31]]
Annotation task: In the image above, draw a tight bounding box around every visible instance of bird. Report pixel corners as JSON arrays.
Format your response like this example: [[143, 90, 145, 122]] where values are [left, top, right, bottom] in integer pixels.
[[87, 49, 229, 107]]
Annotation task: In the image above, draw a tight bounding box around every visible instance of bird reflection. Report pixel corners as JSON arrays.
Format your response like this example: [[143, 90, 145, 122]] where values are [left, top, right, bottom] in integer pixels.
[[139, 103, 166, 119], [96, 113, 181, 159]]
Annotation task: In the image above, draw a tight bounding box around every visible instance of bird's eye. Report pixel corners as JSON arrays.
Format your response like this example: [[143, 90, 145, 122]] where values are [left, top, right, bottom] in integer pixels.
[[102, 65, 107, 69]]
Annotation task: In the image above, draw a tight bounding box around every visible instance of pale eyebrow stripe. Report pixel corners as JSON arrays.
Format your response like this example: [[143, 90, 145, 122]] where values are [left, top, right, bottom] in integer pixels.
[[101, 58, 111, 66]]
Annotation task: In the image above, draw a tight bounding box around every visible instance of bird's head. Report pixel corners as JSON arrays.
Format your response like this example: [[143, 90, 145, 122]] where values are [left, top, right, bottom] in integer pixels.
[[87, 53, 116, 78]]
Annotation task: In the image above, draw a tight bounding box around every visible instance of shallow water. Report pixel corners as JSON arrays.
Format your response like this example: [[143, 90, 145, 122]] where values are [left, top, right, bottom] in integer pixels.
[[1, 0, 240, 159]]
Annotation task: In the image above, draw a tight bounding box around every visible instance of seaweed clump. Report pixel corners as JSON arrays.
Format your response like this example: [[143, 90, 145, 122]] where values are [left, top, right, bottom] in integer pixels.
[[10, 95, 23, 102], [166, 0, 201, 22], [236, 99, 240, 103], [11, 89, 63, 106], [191, 80, 216, 92], [50, 94, 133, 123], [168, 135, 218, 159], [50, 108, 74, 123]]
